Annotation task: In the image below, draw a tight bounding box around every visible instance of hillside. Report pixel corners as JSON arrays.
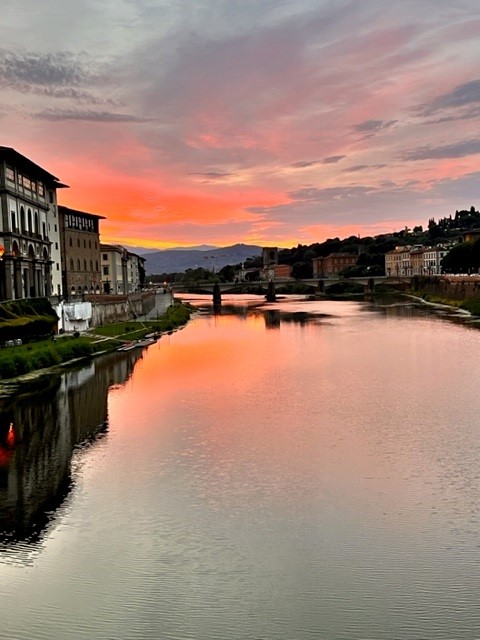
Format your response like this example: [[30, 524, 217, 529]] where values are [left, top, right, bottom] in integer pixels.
[[144, 243, 262, 274]]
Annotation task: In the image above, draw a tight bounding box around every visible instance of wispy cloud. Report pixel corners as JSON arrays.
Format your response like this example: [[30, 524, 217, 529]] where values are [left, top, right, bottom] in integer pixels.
[[0, 48, 96, 88], [34, 109, 148, 122], [323, 155, 345, 164], [353, 119, 397, 133], [420, 80, 480, 116], [401, 139, 480, 161]]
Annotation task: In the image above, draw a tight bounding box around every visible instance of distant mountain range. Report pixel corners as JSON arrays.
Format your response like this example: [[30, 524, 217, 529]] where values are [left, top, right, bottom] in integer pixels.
[[124, 244, 218, 254], [142, 243, 262, 274]]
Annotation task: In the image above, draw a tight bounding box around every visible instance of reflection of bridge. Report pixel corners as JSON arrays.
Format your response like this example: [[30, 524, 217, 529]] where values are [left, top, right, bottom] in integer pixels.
[[172, 275, 413, 304]]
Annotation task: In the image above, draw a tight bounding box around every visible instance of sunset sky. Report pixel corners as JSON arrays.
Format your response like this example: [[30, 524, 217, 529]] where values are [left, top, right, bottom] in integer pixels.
[[2, 1, 480, 249]]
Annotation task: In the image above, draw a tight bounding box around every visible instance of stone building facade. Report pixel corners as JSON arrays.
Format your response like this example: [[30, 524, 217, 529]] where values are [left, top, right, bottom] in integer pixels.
[[100, 244, 145, 295], [59, 205, 104, 297], [0, 146, 67, 300], [312, 253, 357, 277]]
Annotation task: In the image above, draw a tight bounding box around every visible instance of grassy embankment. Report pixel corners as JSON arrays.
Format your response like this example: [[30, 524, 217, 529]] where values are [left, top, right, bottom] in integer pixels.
[[0, 301, 193, 381], [410, 290, 480, 316]]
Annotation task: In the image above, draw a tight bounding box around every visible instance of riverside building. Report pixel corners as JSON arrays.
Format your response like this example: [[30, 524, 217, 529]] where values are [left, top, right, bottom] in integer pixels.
[[100, 244, 145, 295], [59, 206, 104, 298], [0, 147, 67, 300]]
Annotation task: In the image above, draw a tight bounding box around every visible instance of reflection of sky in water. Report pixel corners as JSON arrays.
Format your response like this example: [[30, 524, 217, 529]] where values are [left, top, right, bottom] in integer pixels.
[[1, 297, 480, 639]]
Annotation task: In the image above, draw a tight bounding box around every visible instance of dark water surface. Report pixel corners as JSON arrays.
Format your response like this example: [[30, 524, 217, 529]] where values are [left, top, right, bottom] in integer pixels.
[[1, 295, 480, 639]]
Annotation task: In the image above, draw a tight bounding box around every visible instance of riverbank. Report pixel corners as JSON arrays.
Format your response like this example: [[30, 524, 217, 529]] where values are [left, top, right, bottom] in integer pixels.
[[0, 297, 194, 389], [408, 289, 480, 315]]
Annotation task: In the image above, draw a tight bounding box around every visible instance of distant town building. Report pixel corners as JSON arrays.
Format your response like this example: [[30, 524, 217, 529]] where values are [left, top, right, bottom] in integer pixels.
[[59, 205, 104, 297], [261, 263, 292, 280], [385, 244, 450, 276], [100, 244, 145, 294], [0, 146, 67, 300], [385, 246, 412, 276], [312, 253, 357, 277], [262, 247, 278, 267]]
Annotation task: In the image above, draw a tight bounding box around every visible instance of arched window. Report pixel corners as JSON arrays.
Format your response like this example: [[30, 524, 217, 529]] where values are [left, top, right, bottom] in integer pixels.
[[42, 222, 46, 238], [90, 260, 93, 271], [11, 211, 16, 232], [70, 258, 74, 271], [20, 207, 25, 232], [77, 259, 80, 270], [69, 237, 73, 247], [34, 212, 39, 235], [84, 259, 87, 271], [95, 261, 98, 271], [27, 209, 32, 233]]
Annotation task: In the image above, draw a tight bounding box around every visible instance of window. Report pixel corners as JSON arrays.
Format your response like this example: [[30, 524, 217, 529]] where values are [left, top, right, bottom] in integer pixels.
[[90, 260, 93, 271], [54, 224, 57, 232], [49, 191, 54, 204], [5, 167, 14, 182], [84, 260, 87, 270], [55, 242, 58, 250], [103, 266, 109, 276], [38, 182, 44, 197], [11, 211, 15, 231], [95, 260, 98, 271], [77, 259, 80, 270], [84, 239, 86, 248], [69, 238, 73, 247], [70, 259, 74, 271], [77, 239, 80, 247], [102, 253, 108, 260]]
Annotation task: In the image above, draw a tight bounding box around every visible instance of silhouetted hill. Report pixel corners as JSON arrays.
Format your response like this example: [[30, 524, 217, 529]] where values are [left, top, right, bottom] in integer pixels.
[[144, 243, 262, 274]]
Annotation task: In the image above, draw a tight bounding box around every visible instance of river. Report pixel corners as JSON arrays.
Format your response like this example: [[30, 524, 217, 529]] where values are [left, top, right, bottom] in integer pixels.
[[0, 294, 480, 639]]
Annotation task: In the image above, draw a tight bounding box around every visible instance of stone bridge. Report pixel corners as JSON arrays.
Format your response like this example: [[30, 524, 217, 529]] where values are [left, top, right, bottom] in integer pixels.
[[171, 275, 413, 304]]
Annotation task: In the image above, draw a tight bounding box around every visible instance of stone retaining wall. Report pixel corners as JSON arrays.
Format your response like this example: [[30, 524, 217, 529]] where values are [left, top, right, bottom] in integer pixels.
[[413, 276, 480, 300], [85, 292, 156, 327]]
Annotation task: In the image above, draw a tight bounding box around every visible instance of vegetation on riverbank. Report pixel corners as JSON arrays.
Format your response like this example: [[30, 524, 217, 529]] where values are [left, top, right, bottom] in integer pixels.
[[0, 298, 58, 343], [0, 301, 194, 381], [411, 291, 480, 316]]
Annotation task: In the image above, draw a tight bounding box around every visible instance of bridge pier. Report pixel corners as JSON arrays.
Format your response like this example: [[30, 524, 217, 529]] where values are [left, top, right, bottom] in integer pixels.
[[213, 282, 222, 306], [364, 277, 375, 295], [266, 280, 276, 302]]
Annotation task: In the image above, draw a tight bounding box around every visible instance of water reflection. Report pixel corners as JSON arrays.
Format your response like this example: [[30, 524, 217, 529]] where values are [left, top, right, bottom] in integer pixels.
[[0, 350, 142, 547]]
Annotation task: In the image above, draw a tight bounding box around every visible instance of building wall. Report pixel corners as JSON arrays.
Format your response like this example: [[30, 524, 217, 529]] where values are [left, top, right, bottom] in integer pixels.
[[313, 254, 357, 277], [59, 206, 102, 297], [0, 149, 65, 301]]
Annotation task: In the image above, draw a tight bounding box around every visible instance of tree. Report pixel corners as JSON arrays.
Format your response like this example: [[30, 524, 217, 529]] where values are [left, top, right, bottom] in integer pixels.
[[291, 261, 312, 279], [218, 264, 236, 282], [441, 243, 473, 273]]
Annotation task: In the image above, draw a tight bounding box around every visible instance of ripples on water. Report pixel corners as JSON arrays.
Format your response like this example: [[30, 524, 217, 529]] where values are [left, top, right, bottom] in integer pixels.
[[1, 295, 480, 639]]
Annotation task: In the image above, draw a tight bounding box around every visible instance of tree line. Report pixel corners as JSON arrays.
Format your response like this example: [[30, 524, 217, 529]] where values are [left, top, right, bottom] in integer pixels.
[[148, 206, 480, 283]]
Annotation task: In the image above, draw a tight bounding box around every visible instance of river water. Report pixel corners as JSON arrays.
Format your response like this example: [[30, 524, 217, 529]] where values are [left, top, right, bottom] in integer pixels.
[[1, 294, 480, 639]]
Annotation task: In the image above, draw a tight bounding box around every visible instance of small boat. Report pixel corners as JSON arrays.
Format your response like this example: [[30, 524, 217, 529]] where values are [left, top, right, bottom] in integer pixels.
[[117, 340, 136, 351], [135, 337, 156, 348]]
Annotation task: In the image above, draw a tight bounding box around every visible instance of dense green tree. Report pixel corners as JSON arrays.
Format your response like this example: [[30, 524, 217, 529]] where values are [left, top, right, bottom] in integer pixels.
[[218, 264, 237, 282], [291, 261, 312, 279], [441, 243, 473, 273]]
